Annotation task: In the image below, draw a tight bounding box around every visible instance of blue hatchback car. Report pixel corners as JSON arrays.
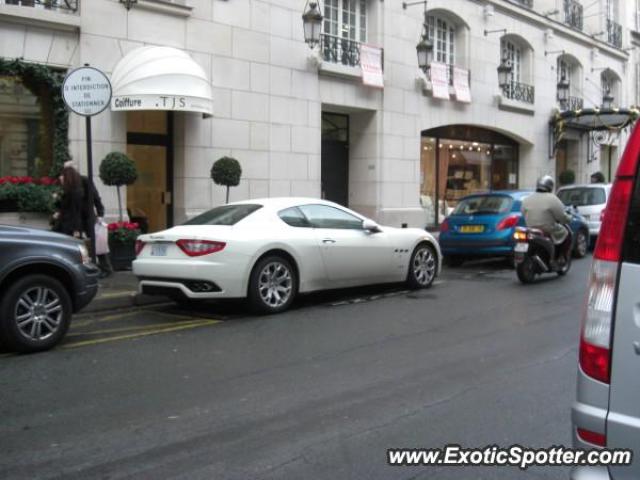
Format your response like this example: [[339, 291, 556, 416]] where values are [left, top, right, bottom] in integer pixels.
[[438, 191, 590, 266]]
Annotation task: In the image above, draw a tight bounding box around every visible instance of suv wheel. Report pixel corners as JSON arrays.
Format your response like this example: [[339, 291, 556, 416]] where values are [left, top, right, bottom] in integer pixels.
[[248, 256, 297, 314], [0, 274, 72, 353]]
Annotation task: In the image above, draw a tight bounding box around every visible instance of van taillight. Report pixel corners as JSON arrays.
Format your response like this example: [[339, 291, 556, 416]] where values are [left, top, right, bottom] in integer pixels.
[[580, 123, 640, 383]]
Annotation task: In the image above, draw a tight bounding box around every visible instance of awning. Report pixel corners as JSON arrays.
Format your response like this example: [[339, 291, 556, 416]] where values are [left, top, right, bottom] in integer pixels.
[[110, 46, 213, 116], [549, 108, 639, 157]]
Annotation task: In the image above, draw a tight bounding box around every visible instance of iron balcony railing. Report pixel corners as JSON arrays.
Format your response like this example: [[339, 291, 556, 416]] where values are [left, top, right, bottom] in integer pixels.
[[428, 64, 470, 86], [559, 95, 584, 111], [607, 19, 622, 48], [501, 81, 535, 104], [1, 0, 78, 13], [563, 0, 583, 30], [321, 33, 362, 68]]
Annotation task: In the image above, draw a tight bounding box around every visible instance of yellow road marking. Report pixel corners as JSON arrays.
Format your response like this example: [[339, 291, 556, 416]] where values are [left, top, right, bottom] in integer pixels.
[[73, 310, 142, 327], [62, 319, 221, 349], [69, 318, 218, 337]]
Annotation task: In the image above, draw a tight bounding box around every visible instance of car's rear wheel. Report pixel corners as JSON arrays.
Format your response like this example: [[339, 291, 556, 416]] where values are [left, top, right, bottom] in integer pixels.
[[573, 229, 588, 258], [0, 274, 72, 353], [406, 243, 437, 289], [248, 255, 297, 314]]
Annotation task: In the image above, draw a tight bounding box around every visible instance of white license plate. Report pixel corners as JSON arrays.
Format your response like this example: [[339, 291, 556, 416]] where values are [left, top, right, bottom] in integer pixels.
[[514, 242, 529, 253], [151, 244, 168, 256]]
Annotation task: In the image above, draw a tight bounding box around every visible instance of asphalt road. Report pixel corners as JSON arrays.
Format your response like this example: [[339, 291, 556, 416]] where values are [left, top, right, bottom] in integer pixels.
[[0, 256, 592, 480]]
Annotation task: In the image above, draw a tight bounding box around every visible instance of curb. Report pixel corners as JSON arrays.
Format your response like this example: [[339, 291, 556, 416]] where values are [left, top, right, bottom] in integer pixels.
[[83, 291, 172, 314]]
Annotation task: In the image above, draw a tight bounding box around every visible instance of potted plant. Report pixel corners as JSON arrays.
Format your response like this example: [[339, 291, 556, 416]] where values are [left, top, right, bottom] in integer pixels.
[[0, 176, 60, 228], [98, 152, 138, 221], [558, 169, 576, 186], [107, 221, 141, 270], [211, 156, 242, 203]]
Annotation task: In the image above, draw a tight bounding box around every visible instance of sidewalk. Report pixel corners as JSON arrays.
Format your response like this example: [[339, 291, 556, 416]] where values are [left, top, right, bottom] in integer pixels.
[[85, 271, 171, 314]]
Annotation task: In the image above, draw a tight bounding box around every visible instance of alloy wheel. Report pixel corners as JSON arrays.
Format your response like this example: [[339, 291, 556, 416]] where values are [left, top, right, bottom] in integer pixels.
[[14, 286, 63, 342], [413, 246, 436, 286], [575, 232, 588, 257], [258, 261, 293, 308]]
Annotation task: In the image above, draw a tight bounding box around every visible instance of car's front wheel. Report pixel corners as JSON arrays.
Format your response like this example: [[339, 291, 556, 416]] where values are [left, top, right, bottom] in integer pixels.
[[248, 255, 297, 314], [406, 243, 437, 289], [0, 274, 72, 353]]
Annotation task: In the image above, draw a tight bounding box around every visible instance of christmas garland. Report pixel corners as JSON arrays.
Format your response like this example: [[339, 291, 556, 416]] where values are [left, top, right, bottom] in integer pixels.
[[0, 57, 70, 176]]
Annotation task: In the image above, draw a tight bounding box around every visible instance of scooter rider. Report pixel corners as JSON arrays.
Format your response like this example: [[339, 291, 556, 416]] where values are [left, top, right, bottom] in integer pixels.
[[521, 175, 572, 249]]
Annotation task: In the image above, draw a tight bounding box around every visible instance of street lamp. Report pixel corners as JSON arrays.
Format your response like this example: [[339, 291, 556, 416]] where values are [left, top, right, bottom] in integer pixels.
[[602, 88, 614, 109], [416, 12, 434, 73], [404, 1, 433, 74], [557, 73, 570, 110], [119, 0, 137, 10], [497, 55, 512, 89], [302, 0, 323, 49]]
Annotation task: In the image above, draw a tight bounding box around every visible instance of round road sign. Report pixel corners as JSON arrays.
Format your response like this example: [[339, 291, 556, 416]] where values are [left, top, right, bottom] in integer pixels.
[[62, 66, 112, 116]]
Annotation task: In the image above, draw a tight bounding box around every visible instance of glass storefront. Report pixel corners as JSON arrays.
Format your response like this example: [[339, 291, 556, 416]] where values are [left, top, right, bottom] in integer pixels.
[[420, 126, 519, 224], [0, 75, 53, 177]]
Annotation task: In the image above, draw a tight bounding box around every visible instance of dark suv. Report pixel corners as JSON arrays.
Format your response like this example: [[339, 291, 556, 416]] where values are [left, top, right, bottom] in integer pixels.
[[0, 226, 99, 353], [571, 122, 640, 479]]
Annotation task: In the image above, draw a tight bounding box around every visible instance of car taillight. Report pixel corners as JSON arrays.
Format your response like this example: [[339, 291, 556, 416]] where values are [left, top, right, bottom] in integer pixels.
[[135, 240, 146, 256], [577, 428, 606, 447], [439, 219, 450, 233], [579, 123, 640, 384], [176, 239, 226, 257], [497, 214, 519, 230]]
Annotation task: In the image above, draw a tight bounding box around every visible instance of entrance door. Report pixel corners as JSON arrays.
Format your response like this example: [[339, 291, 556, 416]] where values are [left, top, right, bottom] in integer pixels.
[[321, 113, 349, 206], [126, 111, 173, 234]]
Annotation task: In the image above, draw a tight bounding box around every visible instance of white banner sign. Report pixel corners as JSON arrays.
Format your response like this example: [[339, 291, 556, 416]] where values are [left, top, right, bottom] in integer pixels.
[[360, 44, 384, 88], [453, 67, 471, 103], [430, 62, 450, 100], [111, 94, 212, 115], [62, 67, 112, 117]]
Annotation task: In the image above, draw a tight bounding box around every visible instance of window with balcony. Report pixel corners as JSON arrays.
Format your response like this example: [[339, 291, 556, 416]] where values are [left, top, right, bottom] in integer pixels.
[[322, 0, 367, 67], [606, 0, 622, 48], [563, 0, 583, 30], [1, 0, 78, 14], [557, 55, 583, 110], [507, 0, 533, 8], [601, 69, 621, 107], [500, 36, 534, 104], [422, 11, 470, 88]]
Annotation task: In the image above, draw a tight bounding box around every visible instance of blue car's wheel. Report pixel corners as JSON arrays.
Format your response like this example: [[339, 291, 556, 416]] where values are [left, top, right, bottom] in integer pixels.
[[573, 229, 588, 259]]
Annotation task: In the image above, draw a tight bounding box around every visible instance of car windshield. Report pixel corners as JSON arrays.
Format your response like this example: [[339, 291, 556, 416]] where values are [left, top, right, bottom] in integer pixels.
[[452, 196, 513, 215], [557, 187, 606, 206], [182, 204, 262, 226]]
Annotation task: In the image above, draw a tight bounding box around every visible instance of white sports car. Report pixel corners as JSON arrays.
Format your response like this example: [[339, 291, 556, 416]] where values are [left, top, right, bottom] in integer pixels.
[[133, 198, 441, 314]]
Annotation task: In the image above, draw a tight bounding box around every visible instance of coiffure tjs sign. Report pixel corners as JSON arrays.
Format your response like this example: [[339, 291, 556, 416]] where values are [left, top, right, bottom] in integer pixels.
[[111, 95, 212, 116]]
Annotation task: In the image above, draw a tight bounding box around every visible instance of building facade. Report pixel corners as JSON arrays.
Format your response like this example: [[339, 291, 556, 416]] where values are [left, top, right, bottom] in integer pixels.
[[0, 0, 636, 231]]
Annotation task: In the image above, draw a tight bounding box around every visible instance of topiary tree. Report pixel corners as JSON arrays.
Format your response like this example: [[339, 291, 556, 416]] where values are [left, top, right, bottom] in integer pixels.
[[99, 152, 137, 221], [211, 156, 242, 203], [558, 169, 576, 186]]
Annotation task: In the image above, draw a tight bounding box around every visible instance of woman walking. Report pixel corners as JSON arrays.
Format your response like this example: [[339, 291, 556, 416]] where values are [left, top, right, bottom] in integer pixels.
[[53, 166, 84, 238]]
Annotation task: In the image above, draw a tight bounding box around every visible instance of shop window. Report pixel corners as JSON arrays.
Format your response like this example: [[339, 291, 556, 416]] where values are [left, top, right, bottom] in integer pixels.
[[0, 75, 54, 177], [420, 128, 519, 225]]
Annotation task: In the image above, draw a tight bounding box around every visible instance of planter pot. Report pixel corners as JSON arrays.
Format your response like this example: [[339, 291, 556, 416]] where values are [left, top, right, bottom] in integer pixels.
[[109, 240, 136, 271], [0, 211, 51, 229], [0, 199, 18, 213]]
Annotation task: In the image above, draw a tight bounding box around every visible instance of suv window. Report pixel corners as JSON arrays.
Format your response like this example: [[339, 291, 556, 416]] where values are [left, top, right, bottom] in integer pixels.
[[298, 204, 363, 229], [558, 187, 606, 206], [183, 204, 262, 226], [278, 207, 311, 228]]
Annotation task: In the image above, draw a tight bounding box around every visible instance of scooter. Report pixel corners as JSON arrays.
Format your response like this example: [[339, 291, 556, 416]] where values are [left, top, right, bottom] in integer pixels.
[[513, 224, 573, 284]]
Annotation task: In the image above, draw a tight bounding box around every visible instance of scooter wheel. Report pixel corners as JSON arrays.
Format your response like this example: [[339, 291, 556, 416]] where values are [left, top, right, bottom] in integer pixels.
[[557, 254, 571, 276], [516, 257, 536, 284]]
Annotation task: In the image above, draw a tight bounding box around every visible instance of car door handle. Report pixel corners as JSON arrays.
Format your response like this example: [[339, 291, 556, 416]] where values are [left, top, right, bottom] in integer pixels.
[[322, 238, 336, 244]]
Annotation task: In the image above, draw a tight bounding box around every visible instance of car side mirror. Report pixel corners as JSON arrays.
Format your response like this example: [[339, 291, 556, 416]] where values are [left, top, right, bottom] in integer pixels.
[[362, 219, 381, 233]]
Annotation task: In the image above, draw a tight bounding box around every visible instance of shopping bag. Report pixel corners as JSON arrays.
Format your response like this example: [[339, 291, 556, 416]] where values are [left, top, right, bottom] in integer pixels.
[[95, 221, 110, 255]]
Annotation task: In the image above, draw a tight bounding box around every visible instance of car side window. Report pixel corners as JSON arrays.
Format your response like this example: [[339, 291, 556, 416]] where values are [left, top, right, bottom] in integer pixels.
[[278, 207, 311, 228], [298, 204, 363, 230]]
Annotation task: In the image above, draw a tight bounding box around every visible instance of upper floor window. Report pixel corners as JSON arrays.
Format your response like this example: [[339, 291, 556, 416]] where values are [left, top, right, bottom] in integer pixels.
[[499, 35, 534, 104], [3, 0, 79, 14], [502, 39, 522, 84], [557, 55, 583, 110], [601, 69, 621, 107], [323, 0, 366, 42], [426, 16, 455, 67]]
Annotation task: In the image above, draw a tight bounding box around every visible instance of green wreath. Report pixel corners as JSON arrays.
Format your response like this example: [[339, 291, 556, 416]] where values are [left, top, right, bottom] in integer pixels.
[[0, 57, 70, 177]]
